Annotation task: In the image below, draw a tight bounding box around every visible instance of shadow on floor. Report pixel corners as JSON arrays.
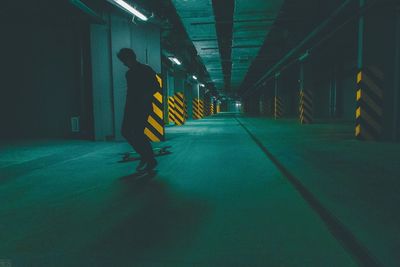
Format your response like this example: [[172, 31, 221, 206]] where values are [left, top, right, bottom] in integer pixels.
[[76, 174, 211, 265]]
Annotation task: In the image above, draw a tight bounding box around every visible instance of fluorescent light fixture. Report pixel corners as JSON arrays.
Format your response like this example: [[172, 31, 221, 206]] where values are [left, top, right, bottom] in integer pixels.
[[199, 83, 205, 87], [169, 57, 182, 65], [112, 0, 148, 21], [192, 75, 198, 80]]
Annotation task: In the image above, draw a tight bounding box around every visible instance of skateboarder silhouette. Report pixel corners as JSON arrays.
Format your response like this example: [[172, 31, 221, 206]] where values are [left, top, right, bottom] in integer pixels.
[[117, 48, 159, 172]]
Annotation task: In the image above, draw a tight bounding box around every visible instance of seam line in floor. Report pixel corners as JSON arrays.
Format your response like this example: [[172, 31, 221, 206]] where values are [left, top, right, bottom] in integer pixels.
[[235, 116, 381, 267]]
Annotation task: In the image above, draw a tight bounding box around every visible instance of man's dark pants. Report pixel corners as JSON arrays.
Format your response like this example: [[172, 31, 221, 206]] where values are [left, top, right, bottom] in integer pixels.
[[121, 109, 154, 162]]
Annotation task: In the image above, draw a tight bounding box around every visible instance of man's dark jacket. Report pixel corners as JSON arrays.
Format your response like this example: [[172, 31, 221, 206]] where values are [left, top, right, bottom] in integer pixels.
[[125, 63, 159, 118]]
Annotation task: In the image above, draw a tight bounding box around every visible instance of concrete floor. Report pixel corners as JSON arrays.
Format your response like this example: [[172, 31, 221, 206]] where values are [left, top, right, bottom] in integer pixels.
[[1, 113, 398, 266]]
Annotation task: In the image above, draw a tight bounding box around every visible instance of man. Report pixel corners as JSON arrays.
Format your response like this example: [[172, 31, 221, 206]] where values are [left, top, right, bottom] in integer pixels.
[[117, 48, 158, 172]]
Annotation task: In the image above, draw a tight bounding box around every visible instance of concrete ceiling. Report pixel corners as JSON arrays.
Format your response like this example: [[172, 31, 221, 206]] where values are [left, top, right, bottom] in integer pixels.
[[171, 0, 284, 92], [171, 0, 224, 89], [231, 0, 284, 89]]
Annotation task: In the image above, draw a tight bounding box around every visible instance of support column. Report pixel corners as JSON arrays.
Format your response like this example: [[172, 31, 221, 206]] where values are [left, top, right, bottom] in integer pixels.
[[274, 73, 284, 119], [173, 74, 186, 125], [184, 81, 193, 120], [394, 4, 400, 140], [144, 74, 165, 142], [192, 83, 203, 119], [355, 0, 398, 141], [204, 95, 211, 117], [166, 72, 176, 125], [299, 61, 314, 124]]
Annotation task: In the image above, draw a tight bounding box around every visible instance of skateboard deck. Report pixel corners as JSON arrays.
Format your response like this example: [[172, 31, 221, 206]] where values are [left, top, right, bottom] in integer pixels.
[[120, 170, 157, 181], [118, 146, 172, 163]]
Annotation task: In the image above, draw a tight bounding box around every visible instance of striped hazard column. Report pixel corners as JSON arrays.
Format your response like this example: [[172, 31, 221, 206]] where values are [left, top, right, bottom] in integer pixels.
[[274, 96, 284, 119], [210, 102, 215, 115], [193, 99, 203, 119], [202, 99, 208, 117], [216, 103, 221, 113], [299, 90, 313, 124], [144, 74, 164, 142], [173, 92, 186, 125], [199, 99, 204, 118], [168, 96, 176, 124], [355, 67, 384, 141]]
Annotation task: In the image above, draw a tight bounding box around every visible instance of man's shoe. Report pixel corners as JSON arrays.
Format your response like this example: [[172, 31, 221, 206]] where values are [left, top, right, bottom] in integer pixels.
[[136, 160, 147, 172], [145, 159, 158, 171]]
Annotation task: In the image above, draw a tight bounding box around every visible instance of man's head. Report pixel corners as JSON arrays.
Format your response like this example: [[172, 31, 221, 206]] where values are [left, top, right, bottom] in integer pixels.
[[117, 48, 137, 68]]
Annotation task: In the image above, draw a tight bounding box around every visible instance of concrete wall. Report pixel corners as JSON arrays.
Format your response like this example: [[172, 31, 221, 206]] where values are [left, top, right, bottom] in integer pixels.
[[0, 3, 163, 141], [90, 22, 114, 140], [0, 5, 90, 139]]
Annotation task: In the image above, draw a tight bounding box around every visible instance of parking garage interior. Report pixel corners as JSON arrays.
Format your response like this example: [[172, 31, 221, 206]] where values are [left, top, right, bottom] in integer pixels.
[[0, 0, 399, 266]]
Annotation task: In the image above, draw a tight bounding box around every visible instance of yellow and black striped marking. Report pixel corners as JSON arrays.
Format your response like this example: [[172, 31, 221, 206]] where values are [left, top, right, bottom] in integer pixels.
[[274, 96, 284, 119], [173, 92, 186, 126], [203, 99, 208, 117], [168, 96, 176, 124], [193, 98, 203, 119], [210, 103, 215, 115], [355, 67, 384, 141], [199, 100, 204, 118], [144, 74, 164, 142], [299, 90, 313, 124]]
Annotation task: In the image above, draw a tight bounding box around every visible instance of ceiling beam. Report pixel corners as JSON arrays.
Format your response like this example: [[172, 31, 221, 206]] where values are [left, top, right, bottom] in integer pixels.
[[212, 0, 235, 91]]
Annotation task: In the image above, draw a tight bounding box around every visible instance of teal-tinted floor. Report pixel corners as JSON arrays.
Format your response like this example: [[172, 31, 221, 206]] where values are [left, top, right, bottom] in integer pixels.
[[238, 115, 400, 267], [0, 114, 375, 266]]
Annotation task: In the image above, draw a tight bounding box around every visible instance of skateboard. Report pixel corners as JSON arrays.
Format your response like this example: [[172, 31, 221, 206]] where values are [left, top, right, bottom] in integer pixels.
[[118, 146, 172, 163], [120, 170, 157, 181], [130, 169, 157, 179]]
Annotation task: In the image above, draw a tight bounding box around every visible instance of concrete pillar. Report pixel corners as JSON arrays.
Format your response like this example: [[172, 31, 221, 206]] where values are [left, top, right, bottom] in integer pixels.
[[184, 81, 193, 120], [203, 95, 211, 117], [166, 71, 175, 125], [299, 60, 314, 124], [274, 73, 284, 119], [394, 5, 400, 141], [173, 73, 185, 94], [356, 0, 399, 141], [192, 83, 203, 119], [172, 73, 186, 125]]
